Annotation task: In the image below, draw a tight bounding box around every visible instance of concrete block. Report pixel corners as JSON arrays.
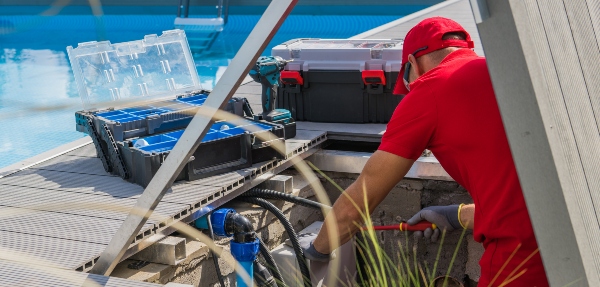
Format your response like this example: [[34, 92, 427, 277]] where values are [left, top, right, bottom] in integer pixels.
[[271, 221, 356, 287], [130, 236, 187, 266], [257, 174, 293, 193], [111, 239, 215, 284]]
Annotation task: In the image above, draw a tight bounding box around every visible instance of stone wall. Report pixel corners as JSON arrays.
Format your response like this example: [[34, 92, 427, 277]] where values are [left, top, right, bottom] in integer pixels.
[[113, 168, 484, 287], [317, 170, 483, 286], [113, 169, 325, 287]]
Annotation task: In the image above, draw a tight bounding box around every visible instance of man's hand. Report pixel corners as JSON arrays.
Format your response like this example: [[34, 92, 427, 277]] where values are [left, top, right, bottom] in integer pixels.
[[313, 151, 415, 253], [298, 233, 333, 262], [407, 205, 463, 242]]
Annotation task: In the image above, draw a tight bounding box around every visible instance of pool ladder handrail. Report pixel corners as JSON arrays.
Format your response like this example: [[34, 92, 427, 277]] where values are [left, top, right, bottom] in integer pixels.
[[177, 0, 229, 24], [175, 0, 229, 52]]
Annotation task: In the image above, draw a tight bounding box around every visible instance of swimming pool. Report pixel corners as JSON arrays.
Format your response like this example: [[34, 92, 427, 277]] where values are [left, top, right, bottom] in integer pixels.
[[0, 12, 408, 168]]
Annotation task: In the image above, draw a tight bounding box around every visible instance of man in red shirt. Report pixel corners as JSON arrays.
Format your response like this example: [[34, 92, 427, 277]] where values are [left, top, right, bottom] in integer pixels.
[[302, 17, 550, 286]]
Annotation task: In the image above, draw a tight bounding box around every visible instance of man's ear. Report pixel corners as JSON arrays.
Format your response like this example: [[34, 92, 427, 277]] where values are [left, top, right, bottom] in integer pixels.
[[407, 54, 422, 79]]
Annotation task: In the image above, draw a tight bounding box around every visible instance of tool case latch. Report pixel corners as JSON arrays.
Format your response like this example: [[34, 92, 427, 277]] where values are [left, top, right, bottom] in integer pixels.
[[361, 70, 386, 86], [280, 70, 304, 86]]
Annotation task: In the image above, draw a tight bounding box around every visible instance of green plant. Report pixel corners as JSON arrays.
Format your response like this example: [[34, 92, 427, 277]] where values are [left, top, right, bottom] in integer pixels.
[[304, 161, 565, 287], [308, 161, 467, 287]]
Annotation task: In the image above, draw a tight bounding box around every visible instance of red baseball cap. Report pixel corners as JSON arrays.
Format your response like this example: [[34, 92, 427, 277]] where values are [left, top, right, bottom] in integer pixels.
[[393, 17, 474, 95]]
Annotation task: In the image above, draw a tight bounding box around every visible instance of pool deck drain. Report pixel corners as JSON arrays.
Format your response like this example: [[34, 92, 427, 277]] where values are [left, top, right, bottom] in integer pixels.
[[0, 1, 476, 285]]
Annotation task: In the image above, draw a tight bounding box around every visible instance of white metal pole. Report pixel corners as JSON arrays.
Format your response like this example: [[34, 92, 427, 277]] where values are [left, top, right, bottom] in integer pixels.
[[90, 0, 298, 275]]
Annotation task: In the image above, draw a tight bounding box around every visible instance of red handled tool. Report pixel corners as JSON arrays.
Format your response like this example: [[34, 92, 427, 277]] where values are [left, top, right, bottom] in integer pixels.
[[361, 221, 436, 232]]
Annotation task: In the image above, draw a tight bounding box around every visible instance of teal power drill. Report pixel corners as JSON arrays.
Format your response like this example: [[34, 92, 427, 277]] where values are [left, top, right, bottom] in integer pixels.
[[249, 56, 293, 124]]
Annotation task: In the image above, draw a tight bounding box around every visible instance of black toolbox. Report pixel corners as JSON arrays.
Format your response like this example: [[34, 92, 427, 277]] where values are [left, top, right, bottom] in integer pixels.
[[119, 119, 285, 187], [272, 38, 403, 123]]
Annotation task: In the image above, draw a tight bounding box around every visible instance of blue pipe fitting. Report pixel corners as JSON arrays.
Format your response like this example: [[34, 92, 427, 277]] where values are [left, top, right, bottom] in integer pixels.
[[231, 238, 260, 287], [194, 215, 209, 230], [211, 208, 235, 237], [194, 208, 259, 287], [230, 238, 260, 262]]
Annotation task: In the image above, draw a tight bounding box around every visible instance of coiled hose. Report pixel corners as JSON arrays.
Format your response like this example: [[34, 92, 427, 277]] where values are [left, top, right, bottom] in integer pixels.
[[243, 188, 331, 212], [258, 238, 286, 287], [237, 197, 312, 287]]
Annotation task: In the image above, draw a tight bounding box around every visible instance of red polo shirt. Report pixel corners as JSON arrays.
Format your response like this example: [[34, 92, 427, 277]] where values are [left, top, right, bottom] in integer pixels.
[[379, 49, 549, 286]]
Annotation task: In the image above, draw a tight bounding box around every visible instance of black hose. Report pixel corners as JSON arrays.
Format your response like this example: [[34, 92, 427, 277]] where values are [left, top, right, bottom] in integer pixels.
[[258, 238, 286, 287], [207, 215, 227, 287], [238, 197, 312, 287], [254, 260, 277, 287], [244, 188, 331, 211]]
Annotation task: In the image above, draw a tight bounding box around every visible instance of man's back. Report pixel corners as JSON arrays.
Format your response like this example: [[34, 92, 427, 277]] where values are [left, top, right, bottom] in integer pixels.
[[380, 48, 549, 286]]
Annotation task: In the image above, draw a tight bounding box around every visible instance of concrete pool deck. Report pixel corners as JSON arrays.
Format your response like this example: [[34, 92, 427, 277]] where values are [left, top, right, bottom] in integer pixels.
[[0, 0, 478, 285]]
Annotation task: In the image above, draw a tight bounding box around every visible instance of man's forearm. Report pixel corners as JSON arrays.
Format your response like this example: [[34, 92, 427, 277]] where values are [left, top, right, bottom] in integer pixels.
[[312, 151, 415, 254], [460, 203, 475, 230], [313, 181, 367, 254]]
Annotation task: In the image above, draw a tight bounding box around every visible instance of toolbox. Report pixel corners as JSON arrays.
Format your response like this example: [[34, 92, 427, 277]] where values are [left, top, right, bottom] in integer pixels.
[[67, 29, 287, 186], [120, 119, 284, 187], [75, 93, 246, 142], [272, 38, 403, 123]]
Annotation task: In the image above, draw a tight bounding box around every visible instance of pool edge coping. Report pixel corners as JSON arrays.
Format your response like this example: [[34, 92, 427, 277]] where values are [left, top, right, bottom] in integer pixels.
[[350, 0, 463, 39], [0, 136, 92, 178]]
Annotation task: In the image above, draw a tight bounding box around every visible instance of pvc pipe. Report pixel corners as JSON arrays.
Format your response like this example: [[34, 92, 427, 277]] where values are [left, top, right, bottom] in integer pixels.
[[238, 197, 312, 287], [231, 239, 260, 287], [237, 260, 254, 287]]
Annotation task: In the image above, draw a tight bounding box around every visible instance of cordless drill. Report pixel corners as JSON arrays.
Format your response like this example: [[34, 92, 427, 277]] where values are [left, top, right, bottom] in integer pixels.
[[249, 56, 293, 124]]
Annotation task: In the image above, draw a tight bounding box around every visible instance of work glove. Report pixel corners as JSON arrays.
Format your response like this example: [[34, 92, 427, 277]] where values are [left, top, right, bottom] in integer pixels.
[[297, 233, 334, 262], [407, 205, 463, 242]]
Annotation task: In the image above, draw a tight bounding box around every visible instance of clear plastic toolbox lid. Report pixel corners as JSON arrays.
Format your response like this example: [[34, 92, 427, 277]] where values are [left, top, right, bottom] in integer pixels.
[[271, 38, 403, 72], [273, 38, 402, 60], [67, 29, 202, 110]]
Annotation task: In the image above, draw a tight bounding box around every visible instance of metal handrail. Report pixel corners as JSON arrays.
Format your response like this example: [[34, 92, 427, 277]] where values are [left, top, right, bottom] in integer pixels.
[[90, 0, 298, 276]]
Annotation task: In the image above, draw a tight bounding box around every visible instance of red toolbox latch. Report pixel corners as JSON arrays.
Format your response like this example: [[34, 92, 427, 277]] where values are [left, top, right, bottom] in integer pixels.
[[362, 70, 386, 85], [281, 70, 304, 85]]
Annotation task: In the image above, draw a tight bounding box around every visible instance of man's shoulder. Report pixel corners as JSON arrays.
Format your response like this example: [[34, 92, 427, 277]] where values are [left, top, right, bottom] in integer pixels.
[[445, 52, 487, 70], [451, 56, 493, 86]]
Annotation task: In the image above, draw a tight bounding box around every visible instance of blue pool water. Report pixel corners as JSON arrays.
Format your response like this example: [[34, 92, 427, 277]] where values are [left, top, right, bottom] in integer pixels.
[[0, 13, 407, 168]]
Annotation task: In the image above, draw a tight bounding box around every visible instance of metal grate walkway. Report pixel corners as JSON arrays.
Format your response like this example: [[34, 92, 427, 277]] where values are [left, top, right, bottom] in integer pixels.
[[0, 81, 328, 273], [0, 259, 165, 287]]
